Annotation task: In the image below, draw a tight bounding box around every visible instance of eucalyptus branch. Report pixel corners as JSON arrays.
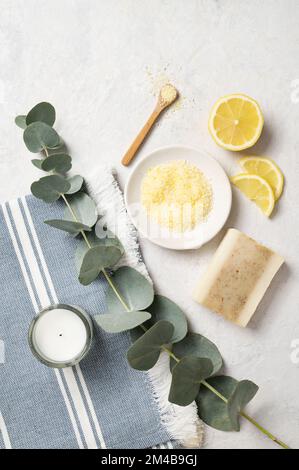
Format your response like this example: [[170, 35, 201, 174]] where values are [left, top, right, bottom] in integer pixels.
[[15, 101, 291, 450], [59, 193, 291, 449]]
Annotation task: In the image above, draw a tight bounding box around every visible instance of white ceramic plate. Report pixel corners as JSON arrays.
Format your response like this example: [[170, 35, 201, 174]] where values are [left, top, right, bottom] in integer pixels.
[[124, 146, 232, 250]]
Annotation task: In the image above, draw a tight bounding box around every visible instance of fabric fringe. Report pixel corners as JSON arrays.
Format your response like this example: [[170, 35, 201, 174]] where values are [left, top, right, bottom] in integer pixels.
[[85, 165, 204, 449]]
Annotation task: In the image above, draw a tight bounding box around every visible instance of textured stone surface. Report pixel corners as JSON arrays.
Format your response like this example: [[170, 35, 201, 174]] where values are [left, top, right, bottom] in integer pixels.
[[0, 0, 298, 449]]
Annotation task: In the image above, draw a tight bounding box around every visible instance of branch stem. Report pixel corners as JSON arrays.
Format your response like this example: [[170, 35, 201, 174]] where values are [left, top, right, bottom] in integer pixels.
[[240, 411, 290, 449], [200, 380, 290, 449], [102, 267, 129, 312]]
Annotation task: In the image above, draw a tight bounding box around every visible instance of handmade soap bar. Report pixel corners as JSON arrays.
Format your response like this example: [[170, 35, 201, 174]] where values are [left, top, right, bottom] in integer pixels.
[[193, 228, 284, 327]]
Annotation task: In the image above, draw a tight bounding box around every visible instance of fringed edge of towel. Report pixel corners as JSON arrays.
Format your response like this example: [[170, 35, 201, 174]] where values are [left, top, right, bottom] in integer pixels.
[[85, 164, 204, 449]]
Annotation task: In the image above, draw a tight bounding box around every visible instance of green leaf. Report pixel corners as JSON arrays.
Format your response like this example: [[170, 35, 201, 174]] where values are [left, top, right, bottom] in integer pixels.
[[31, 159, 43, 169], [95, 311, 151, 334], [169, 356, 213, 406], [45, 219, 92, 235], [107, 267, 154, 314], [23, 122, 60, 153], [64, 193, 97, 228], [96, 229, 124, 253], [227, 380, 259, 431], [172, 332, 223, 376], [26, 102, 55, 126], [31, 175, 70, 203], [197, 376, 258, 432], [75, 231, 124, 273], [197, 376, 237, 432], [41, 153, 72, 173], [65, 175, 84, 194], [127, 320, 174, 371], [147, 295, 187, 343], [79, 245, 122, 285], [15, 115, 27, 129], [130, 295, 188, 344]]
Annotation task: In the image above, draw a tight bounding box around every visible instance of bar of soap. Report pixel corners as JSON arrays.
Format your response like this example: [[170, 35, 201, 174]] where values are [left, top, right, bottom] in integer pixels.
[[193, 228, 284, 327]]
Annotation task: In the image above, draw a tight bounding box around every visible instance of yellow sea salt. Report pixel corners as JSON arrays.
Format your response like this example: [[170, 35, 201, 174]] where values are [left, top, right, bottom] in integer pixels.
[[141, 160, 213, 232]]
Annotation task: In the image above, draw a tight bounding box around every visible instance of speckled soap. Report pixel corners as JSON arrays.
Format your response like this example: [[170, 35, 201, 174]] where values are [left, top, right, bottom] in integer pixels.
[[193, 228, 284, 327]]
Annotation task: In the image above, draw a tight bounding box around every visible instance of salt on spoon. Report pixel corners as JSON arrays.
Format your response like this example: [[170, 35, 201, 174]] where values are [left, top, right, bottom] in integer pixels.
[[121, 83, 178, 166]]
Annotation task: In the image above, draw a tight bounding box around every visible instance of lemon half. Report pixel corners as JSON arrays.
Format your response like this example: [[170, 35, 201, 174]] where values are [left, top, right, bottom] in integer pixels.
[[230, 173, 275, 216], [239, 156, 284, 200], [209, 94, 264, 151]]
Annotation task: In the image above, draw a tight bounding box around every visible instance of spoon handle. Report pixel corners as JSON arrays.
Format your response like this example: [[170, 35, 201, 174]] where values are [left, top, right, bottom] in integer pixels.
[[121, 106, 162, 166]]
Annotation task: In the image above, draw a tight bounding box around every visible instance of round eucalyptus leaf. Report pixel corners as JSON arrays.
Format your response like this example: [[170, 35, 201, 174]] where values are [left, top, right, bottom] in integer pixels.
[[172, 332, 223, 376], [95, 311, 151, 334], [26, 102, 56, 126], [197, 376, 238, 432], [47, 137, 64, 151], [65, 175, 84, 194], [127, 320, 174, 371], [31, 175, 70, 203], [96, 229, 124, 254], [23, 122, 60, 153], [31, 159, 43, 169], [147, 295, 188, 343], [79, 245, 122, 286], [64, 192, 97, 228], [41, 153, 72, 174], [227, 380, 259, 431], [107, 267, 154, 314], [15, 115, 27, 129], [169, 356, 213, 406], [45, 219, 92, 235], [75, 232, 124, 273]]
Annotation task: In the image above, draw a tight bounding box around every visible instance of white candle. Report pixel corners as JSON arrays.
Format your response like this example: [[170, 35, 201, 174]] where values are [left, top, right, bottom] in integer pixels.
[[29, 305, 93, 367]]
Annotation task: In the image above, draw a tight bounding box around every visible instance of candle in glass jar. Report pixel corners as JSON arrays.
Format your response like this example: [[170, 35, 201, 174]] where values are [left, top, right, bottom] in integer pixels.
[[29, 304, 93, 368]]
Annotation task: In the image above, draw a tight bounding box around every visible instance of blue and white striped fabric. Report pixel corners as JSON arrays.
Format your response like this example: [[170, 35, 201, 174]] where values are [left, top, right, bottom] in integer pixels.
[[0, 195, 174, 449]]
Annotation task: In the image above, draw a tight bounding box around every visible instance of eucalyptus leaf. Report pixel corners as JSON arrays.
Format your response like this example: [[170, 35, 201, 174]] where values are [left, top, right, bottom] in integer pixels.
[[197, 376, 258, 432], [23, 122, 60, 153], [79, 245, 122, 285], [107, 266, 154, 314], [95, 229, 124, 254], [15, 115, 27, 129], [95, 311, 151, 334], [75, 231, 124, 273], [31, 175, 70, 203], [64, 192, 97, 228], [127, 320, 174, 371], [169, 356, 213, 406], [130, 295, 188, 344], [31, 159, 43, 169], [26, 102, 55, 126], [227, 380, 259, 431], [41, 153, 72, 174], [172, 332, 223, 376], [45, 219, 92, 235], [65, 175, 84, 194], [197, 376, 238, 432], [147, 295, 187, 343]]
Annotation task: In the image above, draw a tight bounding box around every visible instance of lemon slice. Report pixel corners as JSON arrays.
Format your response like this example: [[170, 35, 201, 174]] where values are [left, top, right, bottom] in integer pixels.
[[230, 174, 275, 216], [209, 94, 264, 151], [239, 156, 284, 200]]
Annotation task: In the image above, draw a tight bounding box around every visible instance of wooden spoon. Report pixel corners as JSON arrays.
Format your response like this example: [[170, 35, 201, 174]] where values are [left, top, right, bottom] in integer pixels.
[[121, 84, 178, 166]]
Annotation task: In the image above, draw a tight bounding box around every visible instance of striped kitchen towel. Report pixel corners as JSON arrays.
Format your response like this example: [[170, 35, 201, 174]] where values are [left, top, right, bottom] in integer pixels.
[[0, 165, 202, 449]]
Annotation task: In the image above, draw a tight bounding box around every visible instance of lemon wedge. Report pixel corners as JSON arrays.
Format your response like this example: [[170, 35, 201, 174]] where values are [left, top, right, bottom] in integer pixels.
[[209, 94, 264, 151], [230, 174, 275, 216], [239, 156, 284, 200]]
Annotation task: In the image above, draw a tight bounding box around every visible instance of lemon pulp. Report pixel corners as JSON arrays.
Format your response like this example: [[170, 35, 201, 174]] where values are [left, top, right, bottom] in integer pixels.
[[209, 94, 264, 151], [230, 173, 275, 217]]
